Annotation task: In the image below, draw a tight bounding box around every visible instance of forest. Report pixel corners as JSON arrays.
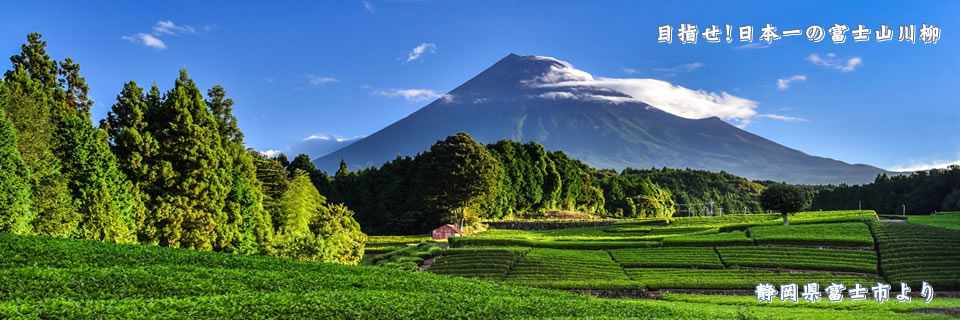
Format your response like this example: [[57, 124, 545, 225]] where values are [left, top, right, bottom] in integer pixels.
[[0, 33, 365, 264], [811, 168, 960, 215]]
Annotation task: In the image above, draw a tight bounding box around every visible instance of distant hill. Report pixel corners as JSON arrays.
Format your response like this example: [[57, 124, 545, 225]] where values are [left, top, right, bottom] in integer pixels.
[[315, 54, 890, 185]]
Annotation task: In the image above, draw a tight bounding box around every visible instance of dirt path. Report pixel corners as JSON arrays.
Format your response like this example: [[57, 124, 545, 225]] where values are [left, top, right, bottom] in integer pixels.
[[419, 256, 438, 272]]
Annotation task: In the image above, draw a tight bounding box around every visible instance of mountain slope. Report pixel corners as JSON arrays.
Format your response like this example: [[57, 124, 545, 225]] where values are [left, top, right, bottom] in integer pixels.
[[315, 54, 888, 184]]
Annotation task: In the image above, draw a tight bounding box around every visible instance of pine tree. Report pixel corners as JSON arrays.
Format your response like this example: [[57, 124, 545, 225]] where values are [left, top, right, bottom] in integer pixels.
[[105, 81, 158, 242], [0, 83, 34, 234], [5, 32, 136, 242], [1, 68, 78, 237], [207, 85, 273, 253], [146, 69, 231, 250]]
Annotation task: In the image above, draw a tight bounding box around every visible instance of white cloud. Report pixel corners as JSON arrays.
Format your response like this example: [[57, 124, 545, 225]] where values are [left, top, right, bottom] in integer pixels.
[[362, 0, 375, 13], [537, 91, 578, 99], [777, 75, 807, 90], [523, 56, 807, 127], [735, 43, 769, 50], [807, 53, 863, 72], [153, 20, 196, 35], [305, 74, 338, 86], [654, 62, 705, 73], [623, 68, 639, 74], [755, 114, 807, 122], [259, 149, 282, 157], [373, 88, 443, 101], [121, 33, 166, 50], [123, 20, 207, 49], [406, 43, 436, 62], [889, 155, 960, 172], [305, 134, 353, 143]]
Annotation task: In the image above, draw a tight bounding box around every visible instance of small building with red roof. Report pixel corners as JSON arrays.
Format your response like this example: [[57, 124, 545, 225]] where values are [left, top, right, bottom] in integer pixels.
[[432, 224, 464, 240]]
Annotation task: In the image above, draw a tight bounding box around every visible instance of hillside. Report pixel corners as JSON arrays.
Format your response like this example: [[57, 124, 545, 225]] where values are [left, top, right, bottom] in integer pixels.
[[315, 54, 890, 185], [3, 211, 960, 319]]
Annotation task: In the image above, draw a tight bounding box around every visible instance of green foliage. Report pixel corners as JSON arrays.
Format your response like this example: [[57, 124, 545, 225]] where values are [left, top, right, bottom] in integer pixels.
[[450, 237, 659, 249], [275, 170, 367, 264], [661, 293, 960, 313], [505, 248, 630, 286], [874, 222, 960, 290], [595, 171, 676, 218], [625, 268, 880, 290], [661, 231, 753, 246], [0, 89, 33, 234], [428, 247, 529, 280], [812, 167, 960, 214], [421, 132, 502, 229], [0, 70, 77, 237], [610, 247, 724, 268], [366, 242, 440, 271], [908, 212, 960, 231], [12, 233, 941, 319], [613, 167, 765, 216], [717, 246, 878, 273], [760, 183, 810, 225], [5, 33, 133, 242], [747, 222, 875, 247]]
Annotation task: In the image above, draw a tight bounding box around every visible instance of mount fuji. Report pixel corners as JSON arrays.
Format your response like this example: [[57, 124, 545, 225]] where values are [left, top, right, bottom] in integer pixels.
[[313, 54, 889, 184]]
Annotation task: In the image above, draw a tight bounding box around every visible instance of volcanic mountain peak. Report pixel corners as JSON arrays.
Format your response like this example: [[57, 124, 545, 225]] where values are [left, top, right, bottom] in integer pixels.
[[314, 54, 890, 184]]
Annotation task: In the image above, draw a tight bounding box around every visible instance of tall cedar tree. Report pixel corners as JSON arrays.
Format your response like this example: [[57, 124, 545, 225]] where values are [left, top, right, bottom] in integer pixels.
[[0, 83, 34, 234], [421, 132, 502, 229], [103, 81, 156, 242], [2, 68, 78, 236], [206, 85, 274, 253], [138, 69, 232, 250], [5, 33, 135, 242]]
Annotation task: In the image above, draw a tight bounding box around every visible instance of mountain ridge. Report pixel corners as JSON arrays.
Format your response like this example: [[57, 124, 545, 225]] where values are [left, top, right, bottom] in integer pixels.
[[314, 54, 891, 185]]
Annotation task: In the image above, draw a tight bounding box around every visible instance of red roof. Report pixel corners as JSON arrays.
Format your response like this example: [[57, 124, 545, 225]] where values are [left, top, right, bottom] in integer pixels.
[[434, 224, 463, 234]]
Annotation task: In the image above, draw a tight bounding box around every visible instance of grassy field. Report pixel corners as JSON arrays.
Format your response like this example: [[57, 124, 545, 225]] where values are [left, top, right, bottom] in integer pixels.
[[6, 209, 959, 319], [908, 212, 960, 231]]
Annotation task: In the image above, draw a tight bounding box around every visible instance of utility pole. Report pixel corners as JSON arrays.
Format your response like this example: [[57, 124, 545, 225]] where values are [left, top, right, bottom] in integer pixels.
[[858, 200, 861, 211], [902, 204, 906, 217]]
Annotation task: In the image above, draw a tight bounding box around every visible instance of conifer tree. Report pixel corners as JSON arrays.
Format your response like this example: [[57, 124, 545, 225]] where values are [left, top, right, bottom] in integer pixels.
[[0, 83, 34, 234], [2, 68, 78, 237], [206, 85, 273, 253], [145, 69, 231, 250]]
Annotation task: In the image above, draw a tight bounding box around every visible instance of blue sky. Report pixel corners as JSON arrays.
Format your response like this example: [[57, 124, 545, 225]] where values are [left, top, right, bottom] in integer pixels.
[[0, 1, 957, 171]]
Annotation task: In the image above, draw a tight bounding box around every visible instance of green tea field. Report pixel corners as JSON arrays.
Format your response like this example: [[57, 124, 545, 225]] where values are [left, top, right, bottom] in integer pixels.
[[4, 210, 959, 319]]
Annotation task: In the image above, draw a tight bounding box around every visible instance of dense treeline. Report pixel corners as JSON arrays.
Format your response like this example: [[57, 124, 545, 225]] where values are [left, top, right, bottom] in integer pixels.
[[621, 168, 766, 216], [0, 33, 364, 264], [280, 133, 769, 234], [811, 167, 960, 215]]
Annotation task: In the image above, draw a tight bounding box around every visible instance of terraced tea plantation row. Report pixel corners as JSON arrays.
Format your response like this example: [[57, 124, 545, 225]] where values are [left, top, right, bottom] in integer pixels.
[[717, 246, 878, 273], [747, 222, 875, 247], [504, 248, 633, 289], [611, 247, 723, 269], [660, 230, 753, 246], [625, 268, 882, 290], [875, 222, 960, 290], [0, 233, 728, 319], [427, 247, 528, 280]]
